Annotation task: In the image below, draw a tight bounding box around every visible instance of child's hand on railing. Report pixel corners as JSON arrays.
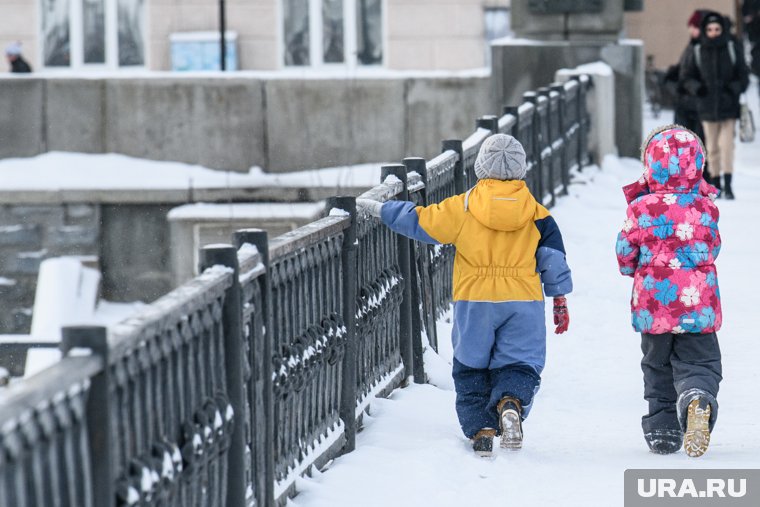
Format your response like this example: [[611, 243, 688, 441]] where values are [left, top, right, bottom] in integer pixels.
[[356, 198, 383, 218], [553, 296, 569, 334]]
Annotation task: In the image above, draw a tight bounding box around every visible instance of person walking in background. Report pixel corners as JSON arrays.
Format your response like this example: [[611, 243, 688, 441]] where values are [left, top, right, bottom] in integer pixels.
[[5, 42, 32, 73], [356, 134, 572, 457], [617, 125, 723, 458], [664, 10, 709, 144], [680, 12, 749, 200]]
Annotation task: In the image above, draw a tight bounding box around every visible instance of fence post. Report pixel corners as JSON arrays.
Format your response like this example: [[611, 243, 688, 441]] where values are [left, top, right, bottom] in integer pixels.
[[551, 83, 570, 195], [576, 75, 590, 168], [476, 115, 499, 135], [503, 106, 521, 138], [523, 91, 544, 202], [325, 196, 359, 452], [381, 164, 423, 384], [441, 140, 465, 195], [402, 157, 438, 354], [232, 230, 275, 507], [199, 245, 246, 507], [61, 326, 113, 507]]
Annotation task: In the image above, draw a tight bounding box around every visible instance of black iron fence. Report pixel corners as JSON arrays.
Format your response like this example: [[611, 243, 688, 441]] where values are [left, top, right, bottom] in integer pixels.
[[0, 75, 591, 507]]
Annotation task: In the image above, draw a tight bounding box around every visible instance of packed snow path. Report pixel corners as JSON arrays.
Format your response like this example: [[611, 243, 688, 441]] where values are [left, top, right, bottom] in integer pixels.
[[291, 129, 760, 506]]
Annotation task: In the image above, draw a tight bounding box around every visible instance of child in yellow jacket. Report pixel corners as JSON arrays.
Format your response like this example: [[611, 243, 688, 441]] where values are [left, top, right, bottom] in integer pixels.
[[357, 134, 573, 456]]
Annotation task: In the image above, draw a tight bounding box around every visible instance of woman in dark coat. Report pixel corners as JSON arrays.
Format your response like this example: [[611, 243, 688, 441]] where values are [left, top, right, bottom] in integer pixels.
[[664, 10, 709, 142], [680, 12, 749, 199]]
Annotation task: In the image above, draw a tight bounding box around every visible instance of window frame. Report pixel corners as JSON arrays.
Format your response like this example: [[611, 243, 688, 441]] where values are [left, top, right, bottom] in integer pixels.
[[38, 0, 146, 71], [279, 0, 385, 70]]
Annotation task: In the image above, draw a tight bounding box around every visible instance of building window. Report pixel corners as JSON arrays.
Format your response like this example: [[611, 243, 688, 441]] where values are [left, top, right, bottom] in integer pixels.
[[484, 7, 511, 65], [356, 0, 382, 65], [283, 0, 383, 68], [41, 0, 71, 66], [117, 0, 145, 66], [484, 7, 512, 42], [41, 0, 145, 69]]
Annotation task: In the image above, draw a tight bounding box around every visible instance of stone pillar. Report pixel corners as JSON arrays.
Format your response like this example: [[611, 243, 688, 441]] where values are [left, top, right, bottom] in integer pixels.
[[491, 0, 644, 158]]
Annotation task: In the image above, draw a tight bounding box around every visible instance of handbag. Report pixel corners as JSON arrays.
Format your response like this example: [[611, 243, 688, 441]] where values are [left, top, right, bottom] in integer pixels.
[[739, 95, 755, 143]]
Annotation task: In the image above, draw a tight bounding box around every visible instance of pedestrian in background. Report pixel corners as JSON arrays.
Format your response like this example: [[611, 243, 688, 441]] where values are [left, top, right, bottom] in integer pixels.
[[680, 12, 749, 200], [5, 42, 32, 73], [664, 10, 709, 144]]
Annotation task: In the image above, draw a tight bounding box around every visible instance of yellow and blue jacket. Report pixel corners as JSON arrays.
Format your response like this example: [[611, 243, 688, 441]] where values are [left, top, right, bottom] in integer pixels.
[[380, 179, 572, 302]]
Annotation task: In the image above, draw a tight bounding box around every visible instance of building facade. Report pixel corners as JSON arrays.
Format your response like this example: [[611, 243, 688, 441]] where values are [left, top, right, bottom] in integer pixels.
[[2, 0, 511, 73]]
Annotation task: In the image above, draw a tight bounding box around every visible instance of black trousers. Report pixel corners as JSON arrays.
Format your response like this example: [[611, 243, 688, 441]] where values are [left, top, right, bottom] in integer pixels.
[[640, 332, 722, 434]]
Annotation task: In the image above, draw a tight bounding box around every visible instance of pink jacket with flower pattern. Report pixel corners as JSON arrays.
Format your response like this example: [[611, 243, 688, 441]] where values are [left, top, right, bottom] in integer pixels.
[[616, 127, 722, 335]]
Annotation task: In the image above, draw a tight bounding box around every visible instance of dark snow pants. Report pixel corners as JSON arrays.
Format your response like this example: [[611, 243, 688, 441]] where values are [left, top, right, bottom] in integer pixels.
[[640, 332, 722, 436], [453, 358, 541, 439]]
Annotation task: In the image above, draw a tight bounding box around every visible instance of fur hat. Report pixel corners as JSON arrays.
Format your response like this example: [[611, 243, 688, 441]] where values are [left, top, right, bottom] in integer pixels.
[[473, 134, 528, 181], [5, 42, 22, 56]]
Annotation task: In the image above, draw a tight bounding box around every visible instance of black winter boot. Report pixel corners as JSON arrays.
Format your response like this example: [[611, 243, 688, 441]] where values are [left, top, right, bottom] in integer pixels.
[[644, 429, 683, 455], [723, 174, 735, 200]]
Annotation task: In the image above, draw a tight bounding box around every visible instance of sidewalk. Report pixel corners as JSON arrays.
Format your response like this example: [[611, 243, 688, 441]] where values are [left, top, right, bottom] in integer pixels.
[[290, 112, 760, 507]]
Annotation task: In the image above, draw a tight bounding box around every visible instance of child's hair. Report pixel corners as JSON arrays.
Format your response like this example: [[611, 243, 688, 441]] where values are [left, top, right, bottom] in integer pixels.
[[640, 124, 707, 165]]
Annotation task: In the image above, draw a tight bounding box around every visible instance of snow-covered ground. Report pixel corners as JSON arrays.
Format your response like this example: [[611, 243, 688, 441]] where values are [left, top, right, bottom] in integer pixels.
[[290, 111, 760, 505]]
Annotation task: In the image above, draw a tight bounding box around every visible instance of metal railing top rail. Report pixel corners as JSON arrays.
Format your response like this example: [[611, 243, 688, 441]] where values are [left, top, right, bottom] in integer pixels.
[[107, 266, 234, 362], [268, 215, 350, 262], [425, 150, 459, 183], [406, 171, 424, 193], [357, 174, 404, 203], [462, 127, 491, 153], [236, 240, 266, 284], [498, 113, 517, 133], [0, 355, 102, 423], [517, 101, 536, 116], [563, 79, 580, 93]]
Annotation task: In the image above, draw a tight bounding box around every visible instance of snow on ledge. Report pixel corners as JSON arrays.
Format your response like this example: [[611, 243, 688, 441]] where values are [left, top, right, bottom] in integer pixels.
[[0, 152, 387, 192]]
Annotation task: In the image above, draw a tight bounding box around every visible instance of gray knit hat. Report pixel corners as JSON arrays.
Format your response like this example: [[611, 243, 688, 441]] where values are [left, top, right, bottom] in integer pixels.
[[473, 134, 527, 181]]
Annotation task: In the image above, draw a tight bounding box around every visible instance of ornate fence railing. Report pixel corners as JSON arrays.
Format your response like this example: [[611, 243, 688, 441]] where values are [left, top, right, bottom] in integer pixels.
[[0, 75, 591, 507]]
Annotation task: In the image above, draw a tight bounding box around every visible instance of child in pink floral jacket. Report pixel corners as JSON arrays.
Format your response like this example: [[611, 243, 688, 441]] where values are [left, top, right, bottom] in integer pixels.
[[616, 125, 722, 458]]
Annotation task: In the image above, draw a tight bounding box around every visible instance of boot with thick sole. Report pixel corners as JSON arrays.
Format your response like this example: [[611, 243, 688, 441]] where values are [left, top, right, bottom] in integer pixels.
[[644, 429, 682, 455], [497, 397, 523, 450], [471, 428, 496, 457], [684, 398, 711, 457], [723, 174, 735, 200]]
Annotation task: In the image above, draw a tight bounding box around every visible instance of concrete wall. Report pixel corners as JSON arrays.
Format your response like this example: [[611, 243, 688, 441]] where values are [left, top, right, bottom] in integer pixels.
[[491, 39, 643, 158], [625, 0, 736, 69], [0, 74, 492, 172], [0, 203, 100, 333]]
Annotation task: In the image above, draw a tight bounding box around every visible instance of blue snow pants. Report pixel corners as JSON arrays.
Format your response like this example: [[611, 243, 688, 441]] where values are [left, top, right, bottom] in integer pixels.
[[451, 301, 546, 439]]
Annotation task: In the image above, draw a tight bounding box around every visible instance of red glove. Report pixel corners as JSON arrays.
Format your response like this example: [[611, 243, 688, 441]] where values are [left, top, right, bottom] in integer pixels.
[[553, 296, 569, 334]]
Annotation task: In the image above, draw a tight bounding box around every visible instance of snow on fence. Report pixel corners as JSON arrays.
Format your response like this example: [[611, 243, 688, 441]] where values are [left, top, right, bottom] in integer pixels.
[[0, 75, 591, 507]]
